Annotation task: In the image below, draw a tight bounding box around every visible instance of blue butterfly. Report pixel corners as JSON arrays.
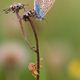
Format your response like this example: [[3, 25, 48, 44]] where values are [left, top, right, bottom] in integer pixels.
[[34, 0, 55, 20], [23, 0, 55, 21]]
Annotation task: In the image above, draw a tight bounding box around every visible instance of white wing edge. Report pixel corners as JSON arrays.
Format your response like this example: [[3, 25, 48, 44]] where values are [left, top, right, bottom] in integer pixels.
[[42, 0, 55, 15]]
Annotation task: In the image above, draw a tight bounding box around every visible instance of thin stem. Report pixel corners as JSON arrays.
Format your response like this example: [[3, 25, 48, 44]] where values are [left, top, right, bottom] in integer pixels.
[[15, 11, 25, 37], [15, 11, 40, 80], [27, 17, 40, 80], [15, 11, 35, 52], [24, 38, 36, 52]]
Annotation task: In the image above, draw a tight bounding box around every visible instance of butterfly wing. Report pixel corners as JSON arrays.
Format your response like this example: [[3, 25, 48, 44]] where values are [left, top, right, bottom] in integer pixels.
[[34, 0, 45, 19], [41, 0, 55, 15], [34, 0, 55, 19]]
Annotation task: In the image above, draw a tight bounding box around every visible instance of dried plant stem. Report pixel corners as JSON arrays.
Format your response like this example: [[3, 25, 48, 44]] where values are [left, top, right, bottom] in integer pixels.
[[15, 11, 36, 52], [27, 17, 40, 80], [15, 11, 40, 80], [15, 11, 25, 37]]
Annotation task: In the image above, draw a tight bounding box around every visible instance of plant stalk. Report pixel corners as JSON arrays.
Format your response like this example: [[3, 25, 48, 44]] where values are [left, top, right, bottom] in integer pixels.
[[27, 17, 40, 80], [15, 11, 40, 80]]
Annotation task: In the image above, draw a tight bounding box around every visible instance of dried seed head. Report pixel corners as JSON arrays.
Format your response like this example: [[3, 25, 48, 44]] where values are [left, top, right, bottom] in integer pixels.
[[22, 10, 35, 21], [3, 3, 25, 14]]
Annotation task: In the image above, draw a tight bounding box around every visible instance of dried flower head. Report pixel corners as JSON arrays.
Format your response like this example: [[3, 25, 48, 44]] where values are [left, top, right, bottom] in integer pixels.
[[23, 10, 35, 21], [3, 3, 25, 14]]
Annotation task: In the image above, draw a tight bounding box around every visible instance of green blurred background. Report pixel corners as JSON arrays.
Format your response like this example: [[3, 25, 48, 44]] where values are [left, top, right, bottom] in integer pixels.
[[0, 0, 80, 80]]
